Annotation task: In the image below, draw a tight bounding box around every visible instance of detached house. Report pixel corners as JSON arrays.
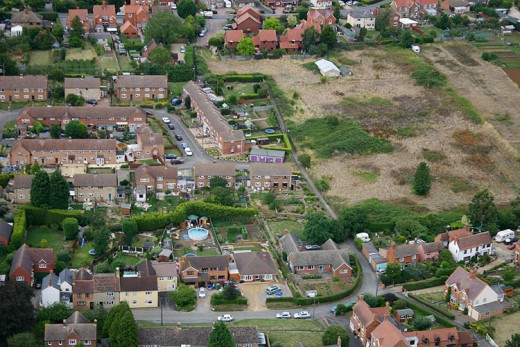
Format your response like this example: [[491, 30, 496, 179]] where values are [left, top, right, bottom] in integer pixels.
[[135, 165, 178, 192], [279, 28, 303, 52], [10, 175, 33, 204], [11, 9, 43, 28], [123, 5, 149, 30], [0, 75, 48, 102], [73, 174, 117, 203], [93, 1, 117, 32], [194, 162, 236, 188], [45, 312, 96, 347], [234, 13, 261, 34], [9, 244, 55, 286], [64, 78, 102, 101], [225, 30, 245, 50], [236, 4, 262, 21], [229, 251, 277, 282], [180, 255, 229, 287], [67, 8, 90, 33], [114, 75, 168, 102], [448, 232, 493, 262], [349, 295, 390, 346], [418, 241, 444, 262], [253, 30, 279, 51], [307, 9, 336, 29], [445, 267, 503, 320], [250, 163, 293, 191], [379, 242, 420, 268]]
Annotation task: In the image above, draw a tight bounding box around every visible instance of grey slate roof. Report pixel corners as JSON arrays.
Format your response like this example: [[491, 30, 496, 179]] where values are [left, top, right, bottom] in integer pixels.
[[120, 276, 158, 292], [193, 162, 236, 177], [472, 300, 503, 314], [445, 267, 487, 301], [64, 77, 101, 89], [66, 311, 90, 324], [396, 308, 414, 316], [362, 241, 378, 254], [74, 174, 117, 187], [42, 273, 60, 290], [249, 148, 285, 158], [137, 259, 157, 277], [321, 238, 339, 251], [115, 75, 168, 89], [279, 233, 301, 256], [19, 139, 116, 152], [250, 163, 293, 177], [0, 219, 13, 242], [45, 312, 96, 341], [93, 273, 120, 293], [59, 268, 73, 287], [393, 243, 419, 258], [137, 326, 258, 346], [75, 268, 93, 281], [181, 255, 229, 271], [349, 10, 375, 18], [290, 249, 351, 269], [233, 251, 277, 276], [0, 75, 47, 90]]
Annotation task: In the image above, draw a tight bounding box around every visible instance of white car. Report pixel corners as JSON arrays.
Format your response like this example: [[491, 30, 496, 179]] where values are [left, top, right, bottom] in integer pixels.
[[294, 311, 311, 319], [185, 147, 193, 156], [171, 3, 177, 9], [161, 117, 171, 124], [180, 46, 186, 53], [217, 314, 233, 322], [276, 311, 291, 319], [199, 287, 206, 298]]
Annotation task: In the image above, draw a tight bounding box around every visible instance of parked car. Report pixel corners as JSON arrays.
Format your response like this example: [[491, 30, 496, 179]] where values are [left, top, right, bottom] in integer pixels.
[[181, 142, 188, 148], [199, 287, 206, 298], [34, 279, 42, 289], [168, 124, 175, 130], [180, 46, 186, 53], [294, 311, 311, 319], [171, 98, 182, 106], [276, 311, 292, 319], [144, 110, 153, 115], [199, 28, 207, 37], [345, 300, 357, 309], [161, 117, 171, 124], [175, 134, 183, 141], [305, 244, 321, 251], [171, 3, 177, 9], [505, 237, 519, 245], [507, 242, 517, 250], [330, 305, 338, 313], [165, 154, 177, 160], [171, 159, 184, 165], [266, 285, 282, 295], [245, 131, 252, 137], [86, 99, 98, 105], [185, 147, 193, 156], [217, 314, 233, 322]]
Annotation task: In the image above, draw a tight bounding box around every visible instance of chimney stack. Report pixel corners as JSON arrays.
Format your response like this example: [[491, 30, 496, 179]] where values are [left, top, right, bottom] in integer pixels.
[[359, 294, 364, 302], [469, 268, 477, 279], [337, 336, 342, 347], [116, 267, 120, 278], [63, 319, 67, 327]]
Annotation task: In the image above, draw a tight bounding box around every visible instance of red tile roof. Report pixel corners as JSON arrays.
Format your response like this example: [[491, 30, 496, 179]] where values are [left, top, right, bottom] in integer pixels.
[[93, 3, 116, 18], [236, 4, 261, 20], [235, 13, 260, 25], [68, 8, 88, 21], [124, 4, 149, 14], [393, 0, 415, 7], [225, 30, 245, 44], [121, 21, 138, 34], [416, 0, 438, 5], [309, 9, 334, 21], [256, 29, 278, 42]]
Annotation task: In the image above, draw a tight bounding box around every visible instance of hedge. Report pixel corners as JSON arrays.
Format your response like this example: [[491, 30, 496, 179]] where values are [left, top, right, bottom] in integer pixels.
[[206, 73, 266, 84], [22, 206, 85, 226], [239, 93, 261, 100], [408, 293, 455, 319], [11, 209, 26, 248], [211, 294, 248, 306], [38, 12, 59, 21], [249, 133, 292, 153], [402, 297, 455, 328], [266, 256, 362, 306], [403, 276, 448, 291]]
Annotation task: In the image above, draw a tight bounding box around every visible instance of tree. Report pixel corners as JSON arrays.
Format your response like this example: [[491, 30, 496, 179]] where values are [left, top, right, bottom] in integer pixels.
[[49, 170, 70, 209], [335, 207, 369, 241], [333, 6, 341, 22], [304, 212, 333, 244], [32, 121, 43, 135], [297, 7, 308, 20], [149, 47, 172, 66], [109, 310, 138, 347], [169, 284, 196, 309], [52, 20, 64, 43], [177, 0, 197, 19], [69, 16, 84, 39], [357, 27, 368, 41], [65, 120, 88, 138], [375, 8, 391, 31], [65, 94, 85, 106], [210, 177, 228, 188], [208, 321, 236, 347], [25, 0, 45, 11], [236, 37, 255, 55], [144, 12, 183, 44], [287, 14, 298, 28], [0, 54, 19, 76], [31, 160, 41, 174], [0, 282, 35, 341], [81, 305, 107, 338], [7, 332, 38, 347], [299, 153, 311, 168], [413, 317, 433, 330], [445, 286, 451, 303], [94, 227, 110, 256], [263, 18, 284, 32], [62, 218, 79, 240], [103, 302, 127, 338], [505, 334, 520, 347], [435, 13, 451, 30], [35, 303, 72, 336], [380, 262, 402, 285], [322, 325, 349, 347], [205, 187, 237, 206], [302, 26, 319, 51], [30, 170, 50, 207], [468, 189, 497, 228], [502, 267, 517, 282], [208, 36, 224, 50], [362, 293, 384, 308], [399, 30, 415, 48], [412, 162, 432, 196], [320, 25, 337, 49], [50, 124, 61, 139], [222, 283, 239, 300], [122, 219, 138, 246]]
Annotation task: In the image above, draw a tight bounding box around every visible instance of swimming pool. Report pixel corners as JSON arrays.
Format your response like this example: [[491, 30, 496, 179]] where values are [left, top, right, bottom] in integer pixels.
[[188, 227, 209, 241]]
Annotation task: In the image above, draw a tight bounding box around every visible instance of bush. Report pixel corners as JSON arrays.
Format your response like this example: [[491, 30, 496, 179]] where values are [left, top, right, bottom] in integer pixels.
[[302, 274, 322, 279], [62, 218, 79, 240], [403, 276, 448, 291], [11, 209, 26, 248], [211, 293, 248, 306], [411, 66, 447, 88], [206, 73, 265, 83]]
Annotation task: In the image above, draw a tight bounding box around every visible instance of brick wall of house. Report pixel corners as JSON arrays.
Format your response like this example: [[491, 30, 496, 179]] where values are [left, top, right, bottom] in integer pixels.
[[115, 87, 167, 101], [9, 267, 32, 286], [0, 88, 47, 102]]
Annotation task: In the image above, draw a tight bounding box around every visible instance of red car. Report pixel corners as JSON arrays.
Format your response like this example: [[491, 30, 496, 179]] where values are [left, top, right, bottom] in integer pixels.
[[507, 242, 517, 250]]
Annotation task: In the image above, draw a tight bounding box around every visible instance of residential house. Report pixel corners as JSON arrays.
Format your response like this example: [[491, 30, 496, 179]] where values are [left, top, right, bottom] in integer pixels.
[[10, 175, 33, 204], [183, 81, 248, 155], [279, 232, 303, 257], [134, 185, 147, 203], [193, 162, 236, 188], [135, 165, 178, 192], [253, 29, 279, 51], [418, 241, 444, 262], [10, 139, 118, 167], [137, 326, 259, 347], [180, 255, 229, 287], [58, 268, 74, 303], [119, 261, 159, 308], [434, 227, 470, 247], [72, 268, 95, 310], [440, 0, 470, 13], [67, 8, 90, 33], [307, 9, 336, 29], [405, 327, 475, 347], [349, 294, 390, 346], [279, 28, 303, 52], [134, 125, 164, 160], [114, 75, 168, 102], [0, 75, 48, 103], [448, 232, 493, 262], [11, 9, 43, 28], [41, 272, 61, 307], [445, 267, 504, 320], [309, 0, 333, 9], [93, 1, 117, 32], [93, 273, 120, 308], [229, 251, 277, 282], [250, 163, 293, 191], [249, 148, 286, 163], [235, 0, 256, 7], [44, 312, 97, 347], [391, 0, 419, 18], [9, 244, 55, 286], [130, 0, 154, 5], [361, 241, 387, 272], [515, 243, 520, 265], [224, 30, 245, 50], [395, 308, 414, 322], [234, 13, 261, 34], [236, 4, 262, 21], [152, 262, 178, 292], [347, 10, 376, 29], [379, 242, 420, 268], [121, 21, 139, 38], [64, 78, 102, 101], [416, 0, 438, 15], [0, 219, 13, 246], [369, 319, 406, 347], [399, 17, 418, 29], [73, 174, 117, 203], [123, 5, 150, 30], [17, 106, 147, 135], [141, 39, 158, 59]]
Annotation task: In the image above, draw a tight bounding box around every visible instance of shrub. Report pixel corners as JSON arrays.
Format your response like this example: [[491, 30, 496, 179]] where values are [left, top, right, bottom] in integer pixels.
[[62, 218, 79, 240], [11, 209, 26, 248], [411, 66, 446, 88], [41, 239, 48, 248], [403, 276, 448, 291]]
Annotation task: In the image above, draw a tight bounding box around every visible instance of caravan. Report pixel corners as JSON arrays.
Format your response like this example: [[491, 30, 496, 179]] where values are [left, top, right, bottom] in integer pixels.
[[356, 233, 371, 242], [495, 229, 515, 243]]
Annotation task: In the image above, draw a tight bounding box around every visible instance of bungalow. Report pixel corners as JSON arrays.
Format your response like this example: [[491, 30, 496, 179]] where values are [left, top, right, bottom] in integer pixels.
[[135, 165, 178, 192], [249, 148, 286, 164], [45, 312, 96, 347], [253, 30, 279, 51], [93, 1, 117, 32], [445, 267, 504, 320], [361, 241, 387, 272], [67, 8, 90, 33], [224, 30, 245, 50], [379, 242, 420, 268], [395, 308, 414, 322], [114, 75, 168, 102], [121, 21, 139, 38], [64, 77, 102, 101], [193, 162, 236, 188], [279, 28, 303, 52], [448, 232, 493, 262], [0, 219, 13, 246], [229, 251, 277, 282], [152, 262, 178, 292], [73, 174, 117, 203], [418, 241, 444, 262], [349, 294, 390, 346], [180, 255, 229, 287], [250, 163, 293, 191], [9, 244, 55, 286], [8, 175, 33, 204], [234, 13, 261, 34], [11, 9, 43, 28]]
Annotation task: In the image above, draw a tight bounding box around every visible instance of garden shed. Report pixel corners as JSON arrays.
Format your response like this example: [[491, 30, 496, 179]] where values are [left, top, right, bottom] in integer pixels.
[[315, 59, 340, 77]]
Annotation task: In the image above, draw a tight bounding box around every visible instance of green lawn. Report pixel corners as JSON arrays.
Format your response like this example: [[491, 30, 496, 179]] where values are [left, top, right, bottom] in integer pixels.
[[26, 226, 65, 252], [98, 55, 119, 73], [116, 255, 142, 267], [168, 82, 185, 97], [268, 220, 306, 240], [117, 54, 134, 72], [157, 196, 181, 210], [231, 319, 325, 347], [87, 167, 114, 174], [66, 45, 97, 60], [222, 83, 256, 99], [70, 241, 95, 268], [30, 50, 52, 65], [133, 234, 158, 248]]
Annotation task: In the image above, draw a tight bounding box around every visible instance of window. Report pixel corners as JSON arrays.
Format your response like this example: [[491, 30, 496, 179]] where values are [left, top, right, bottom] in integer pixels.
[[107, 292, 114, 296], [58, 342, 62, 346], [145, 291, 152, 295], [132, 300, 137, 304], [16, 276, 24, 281], [145, 300, 153, 304], [340, 269, 348, 274], [69, 339, 77, 345], [84, 340, 92, 345], [307, 265, 314, 270], [39, 263, 47, 268]]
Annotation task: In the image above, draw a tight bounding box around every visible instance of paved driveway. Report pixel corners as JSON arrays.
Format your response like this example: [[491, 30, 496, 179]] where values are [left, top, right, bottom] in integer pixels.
[[238, 282, 291, 312]]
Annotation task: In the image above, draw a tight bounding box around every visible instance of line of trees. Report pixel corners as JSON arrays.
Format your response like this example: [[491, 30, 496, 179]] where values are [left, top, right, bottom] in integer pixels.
[[30, 166, 70, 209]]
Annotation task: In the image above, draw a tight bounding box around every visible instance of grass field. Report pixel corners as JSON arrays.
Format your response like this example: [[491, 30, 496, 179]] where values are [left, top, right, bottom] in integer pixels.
[[66, 45, 97, 60], [70, 241, 94, 268], [99, 55, 119, 73], [87, 167, 114, 174], [26, 226, 65, 252], [267, 219, 305, 240], [231, 319, 325, 347], [491, 310, 520, 346], [30, 50, 51, 65], [168, 82, 185, 97], [117, 54, 134, 72]]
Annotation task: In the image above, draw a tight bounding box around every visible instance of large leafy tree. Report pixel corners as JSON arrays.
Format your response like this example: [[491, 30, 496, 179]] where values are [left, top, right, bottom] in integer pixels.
[[236, 37, 255, 55], [69, 16, 84, 39], [263, 18, 284, 32], [144, 12, 183, 44], [30, 170, 50, 207], [168, 284, 196, 309], [50, 124, 61, 139], [0, 282, 35, 341], [52, 19, 64, 43], [335, 207, 369, 241], [468, 189, 497, 228], [50, 170, 70, 209], [7, 332, 39, 347], [25, 0, 45, 11], [505, 333, 520, 347], [322, 325, 349, 347], [412, 162, 432, 196], [320, 25, 336, 49], [208, 321, 235, 347], [302, 26, 319, 51], [103, 302, 127, 338], [399, 30, 415, 48], [35, 303, 72, 337], [149, 47, 172, 66], [94, 227, 111, 256], [64, 120, 88, 138], [122, 219, 138, 245], [177, 0, 197, 19], [0, 54, 19, 75], [304, 212, 333, 244], [375, 8, 391, 31], [62, 218, 79, 240], [109, 310, 138, 347]]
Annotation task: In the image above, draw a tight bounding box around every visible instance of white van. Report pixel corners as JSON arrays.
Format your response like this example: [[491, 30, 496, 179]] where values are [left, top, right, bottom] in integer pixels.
[[495, 229, 515, 243], [356, 233, 371, 243]]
